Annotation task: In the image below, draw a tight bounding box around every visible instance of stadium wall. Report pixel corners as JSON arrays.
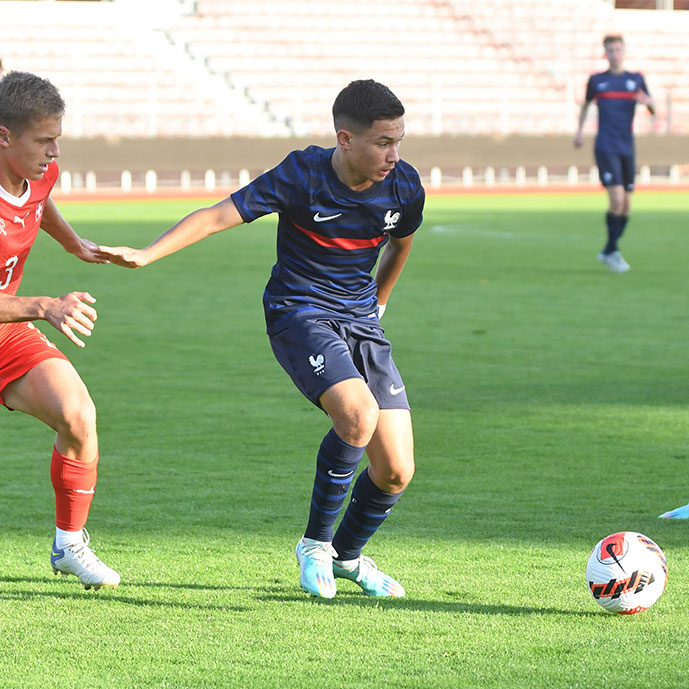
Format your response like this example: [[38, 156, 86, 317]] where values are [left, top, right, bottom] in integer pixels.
[[61, 134, 689, 175]]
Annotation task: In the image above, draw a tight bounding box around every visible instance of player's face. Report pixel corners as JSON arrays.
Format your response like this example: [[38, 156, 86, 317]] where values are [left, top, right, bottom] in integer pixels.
[[0, 116, 61, 192], [344, 117, 405, 190], [604, 41, 625, 72]]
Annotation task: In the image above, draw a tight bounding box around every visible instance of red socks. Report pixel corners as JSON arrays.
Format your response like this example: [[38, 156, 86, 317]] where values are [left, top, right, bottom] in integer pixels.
[[50, 447, 98, 531]]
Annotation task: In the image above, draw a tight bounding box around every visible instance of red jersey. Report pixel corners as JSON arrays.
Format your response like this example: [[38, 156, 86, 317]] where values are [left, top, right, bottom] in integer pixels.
[[0, 161, 58, 295]]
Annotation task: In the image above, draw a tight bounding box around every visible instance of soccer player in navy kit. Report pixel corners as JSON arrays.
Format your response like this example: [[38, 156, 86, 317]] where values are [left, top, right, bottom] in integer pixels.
[[574, 35, 654, 273], [100, 80, 424, 598]]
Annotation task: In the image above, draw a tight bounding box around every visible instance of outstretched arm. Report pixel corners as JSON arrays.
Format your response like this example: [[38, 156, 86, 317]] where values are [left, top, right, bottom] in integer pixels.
[[0, 197, 102, 346], [374, 233, 414, 313], [100, 196, 245, 268], [40, 197, 108, 264]]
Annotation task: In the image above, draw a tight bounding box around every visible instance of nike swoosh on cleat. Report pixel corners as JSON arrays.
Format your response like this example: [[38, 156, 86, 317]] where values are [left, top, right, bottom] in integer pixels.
[[389, 384, 406, 396], [313, 212, 343, 222]]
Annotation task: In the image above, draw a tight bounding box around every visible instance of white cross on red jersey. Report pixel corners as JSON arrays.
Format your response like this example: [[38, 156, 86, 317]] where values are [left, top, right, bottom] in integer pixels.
[[0, 162, 58, 295]]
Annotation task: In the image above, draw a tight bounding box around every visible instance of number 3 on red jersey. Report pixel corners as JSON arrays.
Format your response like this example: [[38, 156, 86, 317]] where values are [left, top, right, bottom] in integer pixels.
[[0, 256, 18, 290]]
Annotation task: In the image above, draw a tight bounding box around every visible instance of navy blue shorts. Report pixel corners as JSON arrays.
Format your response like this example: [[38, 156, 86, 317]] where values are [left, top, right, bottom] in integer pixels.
[[595, 150, 635, 191], [269, 317, 410, 410]]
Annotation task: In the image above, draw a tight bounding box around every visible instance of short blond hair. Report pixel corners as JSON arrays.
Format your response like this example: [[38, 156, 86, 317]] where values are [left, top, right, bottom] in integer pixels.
[[0, 71, 65, 136]]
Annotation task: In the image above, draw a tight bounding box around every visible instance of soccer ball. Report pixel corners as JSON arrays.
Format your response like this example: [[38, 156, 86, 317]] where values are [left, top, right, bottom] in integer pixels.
[[586, 531, 667, 614]]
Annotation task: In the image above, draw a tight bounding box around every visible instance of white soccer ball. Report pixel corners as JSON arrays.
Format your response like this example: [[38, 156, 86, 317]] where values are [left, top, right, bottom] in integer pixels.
[[586, 531, 667, 614]]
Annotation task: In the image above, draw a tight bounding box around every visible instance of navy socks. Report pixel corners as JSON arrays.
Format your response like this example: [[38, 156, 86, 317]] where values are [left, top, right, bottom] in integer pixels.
[[604, 212, 628, 254], [304, 429, 364, 542], [332, 468, 403, 561]]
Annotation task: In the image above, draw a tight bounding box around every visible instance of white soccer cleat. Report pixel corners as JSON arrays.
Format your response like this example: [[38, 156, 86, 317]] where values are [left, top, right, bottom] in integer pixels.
[[295, 537, 337, 598], [598, 250, 630, 273], [333, 555, 405, 597], [51, 528, 120, 590]]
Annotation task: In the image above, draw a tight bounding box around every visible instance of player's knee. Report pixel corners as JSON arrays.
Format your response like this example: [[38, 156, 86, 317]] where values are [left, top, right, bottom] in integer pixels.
[[608, 200, 621, 214], [335, 402, 379, 447], [59, 396, 97, 445], [352, 402, 380, 444], [397, 458, 416, 489], [373, 459, 415, 494]]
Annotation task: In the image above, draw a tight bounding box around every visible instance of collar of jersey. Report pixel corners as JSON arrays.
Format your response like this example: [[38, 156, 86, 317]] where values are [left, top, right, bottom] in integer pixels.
[[0, 180, 31, 207], [325, 148, 387, 200]]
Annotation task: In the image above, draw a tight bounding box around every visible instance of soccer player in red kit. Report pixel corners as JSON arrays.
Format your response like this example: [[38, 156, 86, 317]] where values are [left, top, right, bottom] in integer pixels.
[[0, 71, 119, 589]]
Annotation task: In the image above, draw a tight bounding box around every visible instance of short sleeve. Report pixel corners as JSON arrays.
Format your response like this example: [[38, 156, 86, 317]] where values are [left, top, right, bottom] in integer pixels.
[[390, 176, 425, 239], [638, 73, 650, 95], [230, 151, 302, 223], [585, 75, 596, 103]]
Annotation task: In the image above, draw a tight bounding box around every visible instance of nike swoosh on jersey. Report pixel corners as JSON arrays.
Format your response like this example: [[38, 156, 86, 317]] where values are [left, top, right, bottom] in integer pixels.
[[313, 212, 343, 222], [389, 384, 406, 396]]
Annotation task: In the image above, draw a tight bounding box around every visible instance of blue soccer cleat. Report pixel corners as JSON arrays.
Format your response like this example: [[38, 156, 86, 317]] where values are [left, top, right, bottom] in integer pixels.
[[333, 555, 405, 597], [659, 502, 689, 519], [295, 537, 337, 598]]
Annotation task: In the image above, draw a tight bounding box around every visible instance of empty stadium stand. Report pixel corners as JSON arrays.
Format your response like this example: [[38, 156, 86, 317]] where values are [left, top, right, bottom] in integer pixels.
[[2, 0, 688, 138]]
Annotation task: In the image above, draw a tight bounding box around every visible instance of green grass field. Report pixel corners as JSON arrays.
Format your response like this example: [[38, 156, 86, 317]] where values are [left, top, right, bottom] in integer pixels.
[[1, 191, 688, 688]]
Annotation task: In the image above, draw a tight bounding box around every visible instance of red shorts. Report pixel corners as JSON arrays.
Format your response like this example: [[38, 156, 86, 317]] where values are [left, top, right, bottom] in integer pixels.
[[0, 321, 69, 408]]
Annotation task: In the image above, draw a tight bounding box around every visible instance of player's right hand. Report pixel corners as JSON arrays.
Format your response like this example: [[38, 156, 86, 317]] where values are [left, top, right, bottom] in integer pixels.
[[573, 131, 584, 148], [44, 292, 98, 348], [97, 246, 147, 268]]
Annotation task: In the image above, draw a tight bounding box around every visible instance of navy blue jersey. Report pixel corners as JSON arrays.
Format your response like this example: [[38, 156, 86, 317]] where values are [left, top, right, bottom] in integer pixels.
[[585, 71, 649, 155], [231, 146, 425, 335]]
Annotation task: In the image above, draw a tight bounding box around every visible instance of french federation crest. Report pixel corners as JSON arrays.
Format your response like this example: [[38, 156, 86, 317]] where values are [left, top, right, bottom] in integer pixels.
[[383, 210, 400, 231], [309, 354, 325, 375], [626, 79, 637, 91]]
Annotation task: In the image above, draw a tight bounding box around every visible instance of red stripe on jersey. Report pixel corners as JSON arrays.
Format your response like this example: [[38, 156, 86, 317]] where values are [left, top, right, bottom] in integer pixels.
[[292, 221, 386, 250], [595, 91, 638, 100]]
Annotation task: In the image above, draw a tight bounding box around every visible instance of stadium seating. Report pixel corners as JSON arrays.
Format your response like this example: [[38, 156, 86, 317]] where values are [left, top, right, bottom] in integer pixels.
[[2, 0, 688, 138], [1, 0, 291, 138]]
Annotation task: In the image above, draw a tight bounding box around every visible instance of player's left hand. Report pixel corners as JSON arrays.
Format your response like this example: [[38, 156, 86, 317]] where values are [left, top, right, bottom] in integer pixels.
[[72, 238, 110, 264]]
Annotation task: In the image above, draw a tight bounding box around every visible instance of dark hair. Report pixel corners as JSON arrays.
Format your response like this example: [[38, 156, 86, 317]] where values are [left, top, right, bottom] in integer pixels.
[[332, 79, 404, 132], [603, 34, 624, 47], [0, 71, 65, 136]]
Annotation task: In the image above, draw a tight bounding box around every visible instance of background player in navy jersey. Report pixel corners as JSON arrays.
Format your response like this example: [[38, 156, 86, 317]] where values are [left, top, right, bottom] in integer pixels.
[[574, 34, 654, 273], [100, 80, 425, 599]]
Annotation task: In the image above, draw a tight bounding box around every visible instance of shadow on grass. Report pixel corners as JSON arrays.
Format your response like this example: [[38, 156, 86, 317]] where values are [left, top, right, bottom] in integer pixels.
[[0, 574, 272, 592], [0, 575, 250, 611], [0, 575, 599, 617], [249, 590, 601, 617]]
